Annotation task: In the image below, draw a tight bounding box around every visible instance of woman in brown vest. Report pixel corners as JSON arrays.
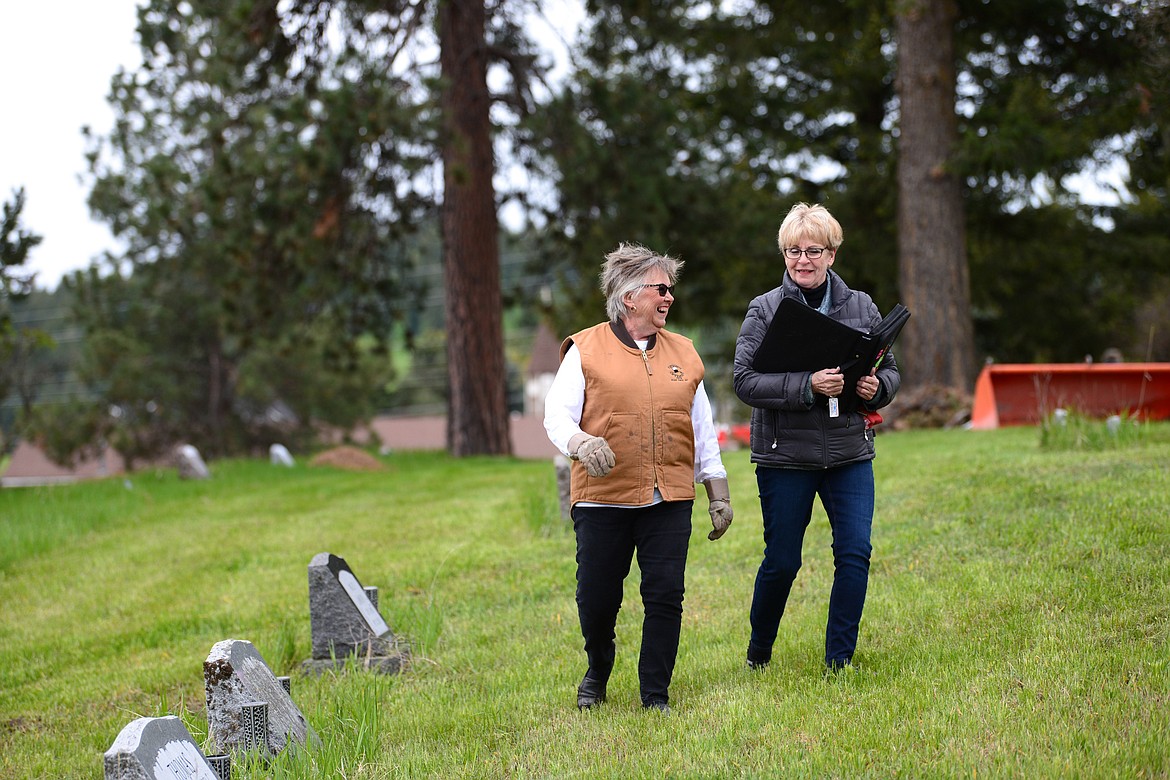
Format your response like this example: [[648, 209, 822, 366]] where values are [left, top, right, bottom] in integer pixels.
[[544, 243, 733, 713]]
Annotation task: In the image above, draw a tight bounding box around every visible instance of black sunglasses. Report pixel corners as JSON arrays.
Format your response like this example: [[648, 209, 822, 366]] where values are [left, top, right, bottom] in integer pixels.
[[639, 283, 675, 297]]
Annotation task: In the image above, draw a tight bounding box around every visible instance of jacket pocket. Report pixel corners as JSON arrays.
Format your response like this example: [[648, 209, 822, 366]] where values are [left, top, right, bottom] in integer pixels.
[[595, 412, 643, 494]]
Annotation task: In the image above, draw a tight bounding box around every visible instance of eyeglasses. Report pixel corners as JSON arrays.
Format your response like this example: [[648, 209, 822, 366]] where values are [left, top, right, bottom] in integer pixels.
[[639, 283, 675, 297], [784, 246, 828, 260]]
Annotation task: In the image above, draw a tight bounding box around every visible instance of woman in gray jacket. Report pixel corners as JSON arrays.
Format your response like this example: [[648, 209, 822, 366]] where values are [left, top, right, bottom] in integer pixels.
[[733, 202, 900, 672]]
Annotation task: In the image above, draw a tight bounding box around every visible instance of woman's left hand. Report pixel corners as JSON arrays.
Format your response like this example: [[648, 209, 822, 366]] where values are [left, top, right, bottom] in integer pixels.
[[856, 371, 880, 402]]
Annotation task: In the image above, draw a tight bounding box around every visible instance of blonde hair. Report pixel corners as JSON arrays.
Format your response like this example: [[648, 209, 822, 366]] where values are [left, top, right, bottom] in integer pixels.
[[600, 243, 683, 323], [777, 202, 844, 252]]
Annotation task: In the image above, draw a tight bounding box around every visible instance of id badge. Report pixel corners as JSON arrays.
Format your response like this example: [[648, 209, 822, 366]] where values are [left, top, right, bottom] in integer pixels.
[[828, 397, 840, 418]]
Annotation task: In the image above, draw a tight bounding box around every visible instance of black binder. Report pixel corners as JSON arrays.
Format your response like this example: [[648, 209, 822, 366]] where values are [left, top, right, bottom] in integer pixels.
[[751, 297, 910, 412]]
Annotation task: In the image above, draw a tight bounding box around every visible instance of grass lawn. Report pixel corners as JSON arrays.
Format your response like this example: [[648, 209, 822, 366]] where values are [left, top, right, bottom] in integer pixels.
[[1, 424, 1168, 778]]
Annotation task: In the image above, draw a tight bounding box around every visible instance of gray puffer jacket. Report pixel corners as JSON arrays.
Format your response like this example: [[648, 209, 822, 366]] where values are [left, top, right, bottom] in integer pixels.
[[733, 271, 901, 470]]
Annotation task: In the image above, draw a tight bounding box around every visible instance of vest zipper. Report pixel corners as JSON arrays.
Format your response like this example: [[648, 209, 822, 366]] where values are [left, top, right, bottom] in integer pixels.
[[641, 348, 657, 492]]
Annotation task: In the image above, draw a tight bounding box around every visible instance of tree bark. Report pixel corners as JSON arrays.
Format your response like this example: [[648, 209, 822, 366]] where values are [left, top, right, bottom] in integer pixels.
[[895, 0, 976, 392], [438, 0, 512, 456]]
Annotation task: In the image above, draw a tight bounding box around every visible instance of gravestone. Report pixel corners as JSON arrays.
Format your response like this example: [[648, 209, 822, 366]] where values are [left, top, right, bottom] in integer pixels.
[[103, 715, 220, 780], [203, 639, 315, 757], [303, 552, 406, 674], [269, 444, 295, 467], [175, 445, 211, 480], [554, 455, 571, 521]]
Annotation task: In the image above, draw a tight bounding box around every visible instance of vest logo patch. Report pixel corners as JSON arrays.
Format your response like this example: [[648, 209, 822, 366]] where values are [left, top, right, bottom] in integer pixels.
[[669, 364, 686, 381]]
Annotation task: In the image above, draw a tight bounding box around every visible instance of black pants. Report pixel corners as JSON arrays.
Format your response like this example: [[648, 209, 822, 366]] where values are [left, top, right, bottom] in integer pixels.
[[573, 500, 692, 706]]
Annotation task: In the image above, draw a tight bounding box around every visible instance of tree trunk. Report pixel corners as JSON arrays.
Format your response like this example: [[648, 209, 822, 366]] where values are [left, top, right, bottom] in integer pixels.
[[438, 0, 512, 456], [208, 341, 225, 455], [895, 0, 976, 392]]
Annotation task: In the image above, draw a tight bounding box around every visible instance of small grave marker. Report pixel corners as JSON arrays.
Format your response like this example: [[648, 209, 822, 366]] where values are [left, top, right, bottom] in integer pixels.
[[554, 455, 571, 520], [204, 639, 315, 757], [304, 552, 406, 674], [269, 444, 295, 467], [103, 715, 220, 780], [176, 444, 211, 480]]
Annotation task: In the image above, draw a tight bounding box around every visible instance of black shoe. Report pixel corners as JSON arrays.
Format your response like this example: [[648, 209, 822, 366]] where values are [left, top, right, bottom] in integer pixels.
[[577, 674, 607, 710], [746, 644, 771, 671], [642, 699, 670, 714]]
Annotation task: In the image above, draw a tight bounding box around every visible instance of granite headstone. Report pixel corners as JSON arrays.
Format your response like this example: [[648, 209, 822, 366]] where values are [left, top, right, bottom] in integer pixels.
[[554, 455, 571, 521], [176, 444, 211, 480], [304, 552, 406, 673], [103, 715, 219, 780], [203, 639, 315, 756], [269, 444, 295, 467]]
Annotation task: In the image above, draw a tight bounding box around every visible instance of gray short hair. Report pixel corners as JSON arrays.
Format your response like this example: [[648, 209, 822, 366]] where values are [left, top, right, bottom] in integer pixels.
[[600, 243, 683, 323]]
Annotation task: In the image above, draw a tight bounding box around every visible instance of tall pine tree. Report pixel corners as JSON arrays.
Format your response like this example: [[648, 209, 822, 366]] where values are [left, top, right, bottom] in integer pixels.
[[531, 0, 1165, 399]]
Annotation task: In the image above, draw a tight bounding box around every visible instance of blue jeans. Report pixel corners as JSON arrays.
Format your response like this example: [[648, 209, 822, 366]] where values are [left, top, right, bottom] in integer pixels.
[[749, 461, 874, 666], [573, 500, 692, 706]]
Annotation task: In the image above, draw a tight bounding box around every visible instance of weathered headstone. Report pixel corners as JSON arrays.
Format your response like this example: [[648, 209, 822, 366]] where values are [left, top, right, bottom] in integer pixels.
[[304, 552, 406, 674], [554, 455, 571, 521], [103, 715, 220, 780], [269, 444, 295, 467], [176, 444, 211, 480], [204, 639, 315, 757]]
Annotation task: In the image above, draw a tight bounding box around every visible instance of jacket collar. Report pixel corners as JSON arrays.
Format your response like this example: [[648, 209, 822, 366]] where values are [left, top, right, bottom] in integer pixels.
[[780, 269, 849, 311], [610, 318, 657, 350]]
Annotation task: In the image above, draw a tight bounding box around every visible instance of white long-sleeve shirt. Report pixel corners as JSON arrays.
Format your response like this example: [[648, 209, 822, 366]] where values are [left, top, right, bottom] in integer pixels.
[[544, 341, 727, 494]]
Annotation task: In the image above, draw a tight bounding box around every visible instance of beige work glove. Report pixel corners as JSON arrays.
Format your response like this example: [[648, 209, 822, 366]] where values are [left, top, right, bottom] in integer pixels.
[[568, 433, 616, 478], [704, 477, 733, 541]]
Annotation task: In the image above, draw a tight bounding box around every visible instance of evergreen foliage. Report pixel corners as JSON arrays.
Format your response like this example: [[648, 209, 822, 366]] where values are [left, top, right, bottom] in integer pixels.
[[60, 1, 448, 460], [0, 189, 52, 451], [528, 0, 1169, 373], [22, 0, 553, 463], [0, 188, 40, 312]]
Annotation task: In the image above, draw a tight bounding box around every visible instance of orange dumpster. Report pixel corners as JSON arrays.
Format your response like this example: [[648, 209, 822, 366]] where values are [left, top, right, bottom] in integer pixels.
[[969, 363, 1170, 429]]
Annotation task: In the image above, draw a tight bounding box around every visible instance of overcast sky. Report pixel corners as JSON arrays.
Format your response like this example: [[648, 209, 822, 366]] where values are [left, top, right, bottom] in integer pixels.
[[1, 2, 143, 290]]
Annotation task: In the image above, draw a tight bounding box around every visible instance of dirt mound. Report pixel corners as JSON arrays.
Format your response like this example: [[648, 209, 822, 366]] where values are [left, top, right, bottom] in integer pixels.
[[309, 445, 385, 471], [885, 383, 973, 430]]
